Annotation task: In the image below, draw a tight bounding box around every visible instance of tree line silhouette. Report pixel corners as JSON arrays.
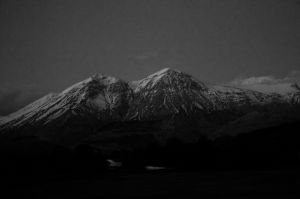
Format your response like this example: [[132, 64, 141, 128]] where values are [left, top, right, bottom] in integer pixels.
[[0, 121, 299, 182]]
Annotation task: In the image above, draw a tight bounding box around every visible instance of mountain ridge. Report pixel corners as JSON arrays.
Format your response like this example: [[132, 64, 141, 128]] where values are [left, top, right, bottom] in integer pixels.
[[1, 68, 300, 147]]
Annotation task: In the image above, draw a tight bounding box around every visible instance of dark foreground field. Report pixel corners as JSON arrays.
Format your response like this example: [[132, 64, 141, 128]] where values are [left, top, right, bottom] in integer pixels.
[[1, 122, 300, 198], [4, 170, 299, 199]]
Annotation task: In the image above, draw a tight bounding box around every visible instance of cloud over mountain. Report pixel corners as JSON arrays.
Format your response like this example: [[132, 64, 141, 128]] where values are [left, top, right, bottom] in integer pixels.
[[229, 70, 300, 94]]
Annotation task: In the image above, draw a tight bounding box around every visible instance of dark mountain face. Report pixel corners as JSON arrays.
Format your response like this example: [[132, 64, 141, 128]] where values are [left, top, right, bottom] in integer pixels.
[[1, 68, 300, 149]]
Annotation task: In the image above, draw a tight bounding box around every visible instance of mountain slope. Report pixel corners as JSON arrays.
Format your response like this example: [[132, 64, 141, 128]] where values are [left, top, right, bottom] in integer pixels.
[[0, 74, 132, 141]]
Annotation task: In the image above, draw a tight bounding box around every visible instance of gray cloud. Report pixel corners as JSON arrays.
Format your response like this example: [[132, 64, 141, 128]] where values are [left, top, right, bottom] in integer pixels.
[[133, 51, 159, 61], [229, 70, 300, 94]]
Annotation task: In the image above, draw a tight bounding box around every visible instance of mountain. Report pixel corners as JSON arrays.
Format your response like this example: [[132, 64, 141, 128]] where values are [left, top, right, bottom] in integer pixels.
[[1, 68, 300, 148], [0, 74, 132, 143], [128, 68, 284, 118], [127, 68, 215, 120]]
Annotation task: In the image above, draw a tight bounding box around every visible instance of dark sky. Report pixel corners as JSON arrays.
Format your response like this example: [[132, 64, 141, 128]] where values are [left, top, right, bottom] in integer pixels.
[[0, 0, 300, 115]]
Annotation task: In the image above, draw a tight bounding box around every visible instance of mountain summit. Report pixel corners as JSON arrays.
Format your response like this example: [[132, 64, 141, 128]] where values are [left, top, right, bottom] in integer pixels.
[[1, 68, 300, 146], [134, 68, 208, 91]]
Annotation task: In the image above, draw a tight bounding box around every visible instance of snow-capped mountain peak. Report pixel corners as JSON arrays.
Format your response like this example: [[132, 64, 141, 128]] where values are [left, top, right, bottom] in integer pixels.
[[62, 74, 121, 94], [147, 67, 181, 77], [0, 74, 131, 130], [134, 68, 207, 92], [126, 69, 215, 120], [91, 73, 120, 85]]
